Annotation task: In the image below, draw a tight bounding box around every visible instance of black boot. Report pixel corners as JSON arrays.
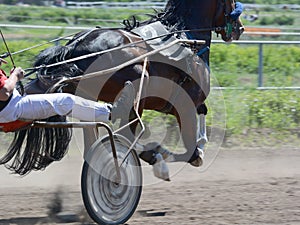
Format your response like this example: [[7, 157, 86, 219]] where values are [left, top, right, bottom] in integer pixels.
[[188, 147, 204, 167], [111, 81, 135, 123]]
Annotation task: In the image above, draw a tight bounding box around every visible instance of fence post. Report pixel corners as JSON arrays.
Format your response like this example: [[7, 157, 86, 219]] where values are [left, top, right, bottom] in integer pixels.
[[258, 43, 263, 87]]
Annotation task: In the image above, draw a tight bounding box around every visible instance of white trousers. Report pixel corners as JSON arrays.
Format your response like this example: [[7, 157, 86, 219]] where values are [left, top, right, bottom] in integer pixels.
[[0, 89, 110, 123]]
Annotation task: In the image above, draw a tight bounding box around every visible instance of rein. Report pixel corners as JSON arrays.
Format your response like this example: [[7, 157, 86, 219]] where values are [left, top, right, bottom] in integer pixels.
[[23, 26, 224, 76], [0, 31, 81, 59]]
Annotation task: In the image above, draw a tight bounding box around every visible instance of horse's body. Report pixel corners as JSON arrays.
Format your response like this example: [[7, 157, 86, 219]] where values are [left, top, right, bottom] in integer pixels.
[[29, 24, 210, 164], [0, 0, 244, 175]]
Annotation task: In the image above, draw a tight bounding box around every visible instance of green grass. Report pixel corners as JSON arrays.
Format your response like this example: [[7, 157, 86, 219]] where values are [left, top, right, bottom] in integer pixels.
[[0, 4, 151, 26], [221, 90, 300, 131], [210, 44, 300, 87]]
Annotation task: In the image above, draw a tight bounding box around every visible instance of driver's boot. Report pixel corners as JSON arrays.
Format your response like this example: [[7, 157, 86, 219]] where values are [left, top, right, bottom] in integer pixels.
[[111, 81, 135, 123]]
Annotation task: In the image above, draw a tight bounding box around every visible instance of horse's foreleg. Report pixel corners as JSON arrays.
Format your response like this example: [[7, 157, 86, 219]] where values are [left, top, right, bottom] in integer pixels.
[[197, 103, 208, 151]]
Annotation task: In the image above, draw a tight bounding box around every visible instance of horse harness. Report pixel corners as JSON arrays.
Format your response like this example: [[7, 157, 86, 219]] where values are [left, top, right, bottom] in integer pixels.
[[222, 0, 243, 39], [131, 22, 204, 114]]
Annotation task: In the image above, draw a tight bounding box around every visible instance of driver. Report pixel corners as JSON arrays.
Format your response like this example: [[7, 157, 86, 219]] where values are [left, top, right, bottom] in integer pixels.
[[0, 58, 135, 124]]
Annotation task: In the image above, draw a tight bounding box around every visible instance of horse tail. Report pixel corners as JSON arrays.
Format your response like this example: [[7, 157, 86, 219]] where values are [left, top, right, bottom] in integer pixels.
[[0, 116, 72, 176]]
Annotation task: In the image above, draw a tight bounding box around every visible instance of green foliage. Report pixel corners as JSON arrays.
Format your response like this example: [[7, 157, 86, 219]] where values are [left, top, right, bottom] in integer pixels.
[[275, 15, 295, 25], [2, 0, 18, 4], [0, 4, 151, 26], [259, 17, 275, 26], [222, 90, 300, 133], [210, 44, 300, 87], [7, 10, 30, 22], [259, 15, 295, 26]]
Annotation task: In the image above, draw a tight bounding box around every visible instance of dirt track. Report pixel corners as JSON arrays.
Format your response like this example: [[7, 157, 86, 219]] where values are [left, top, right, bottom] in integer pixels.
[[0, 144, 299, 225]]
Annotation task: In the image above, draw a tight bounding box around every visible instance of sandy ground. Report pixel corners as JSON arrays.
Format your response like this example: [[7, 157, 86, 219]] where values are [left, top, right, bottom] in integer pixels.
[[0, 141, 299, 225]]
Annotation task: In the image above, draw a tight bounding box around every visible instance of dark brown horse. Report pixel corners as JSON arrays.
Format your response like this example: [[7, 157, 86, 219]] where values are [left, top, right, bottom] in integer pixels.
[[0, 0, 244, 175]]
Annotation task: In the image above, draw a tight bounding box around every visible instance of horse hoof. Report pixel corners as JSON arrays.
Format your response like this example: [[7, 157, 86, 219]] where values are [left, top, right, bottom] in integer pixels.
[[188, 148, 204, 167], [152, 153, 170, 181]]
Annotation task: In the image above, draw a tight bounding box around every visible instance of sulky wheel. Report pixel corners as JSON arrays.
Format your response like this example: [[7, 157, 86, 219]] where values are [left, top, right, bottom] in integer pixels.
[[81, 135, 142, 225]]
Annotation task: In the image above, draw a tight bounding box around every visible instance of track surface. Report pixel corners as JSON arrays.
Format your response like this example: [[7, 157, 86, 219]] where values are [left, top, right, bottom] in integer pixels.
[[0, 146, 299, 225]]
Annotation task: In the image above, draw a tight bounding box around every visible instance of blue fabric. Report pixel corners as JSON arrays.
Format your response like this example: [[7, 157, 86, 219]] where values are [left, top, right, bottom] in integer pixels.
[[185, 32, 194, 40], [197, 46, 210, 57], [230, 2, 244, 20]]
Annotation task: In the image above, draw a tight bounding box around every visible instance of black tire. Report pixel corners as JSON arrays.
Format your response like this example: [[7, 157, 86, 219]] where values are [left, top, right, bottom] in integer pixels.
[[81, 135, 142, 225]]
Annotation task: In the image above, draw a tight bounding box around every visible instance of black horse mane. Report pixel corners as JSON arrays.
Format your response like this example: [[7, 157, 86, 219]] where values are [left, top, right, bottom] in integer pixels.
[[124, 0, 188, 32], [0, 116, 72, 176], [160, 0, 187, 31]]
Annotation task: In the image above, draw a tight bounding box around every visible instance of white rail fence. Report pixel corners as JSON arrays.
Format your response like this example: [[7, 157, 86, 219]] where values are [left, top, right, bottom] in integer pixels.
[[66, 1, 166, 9], [64, 2, 300, 11]]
